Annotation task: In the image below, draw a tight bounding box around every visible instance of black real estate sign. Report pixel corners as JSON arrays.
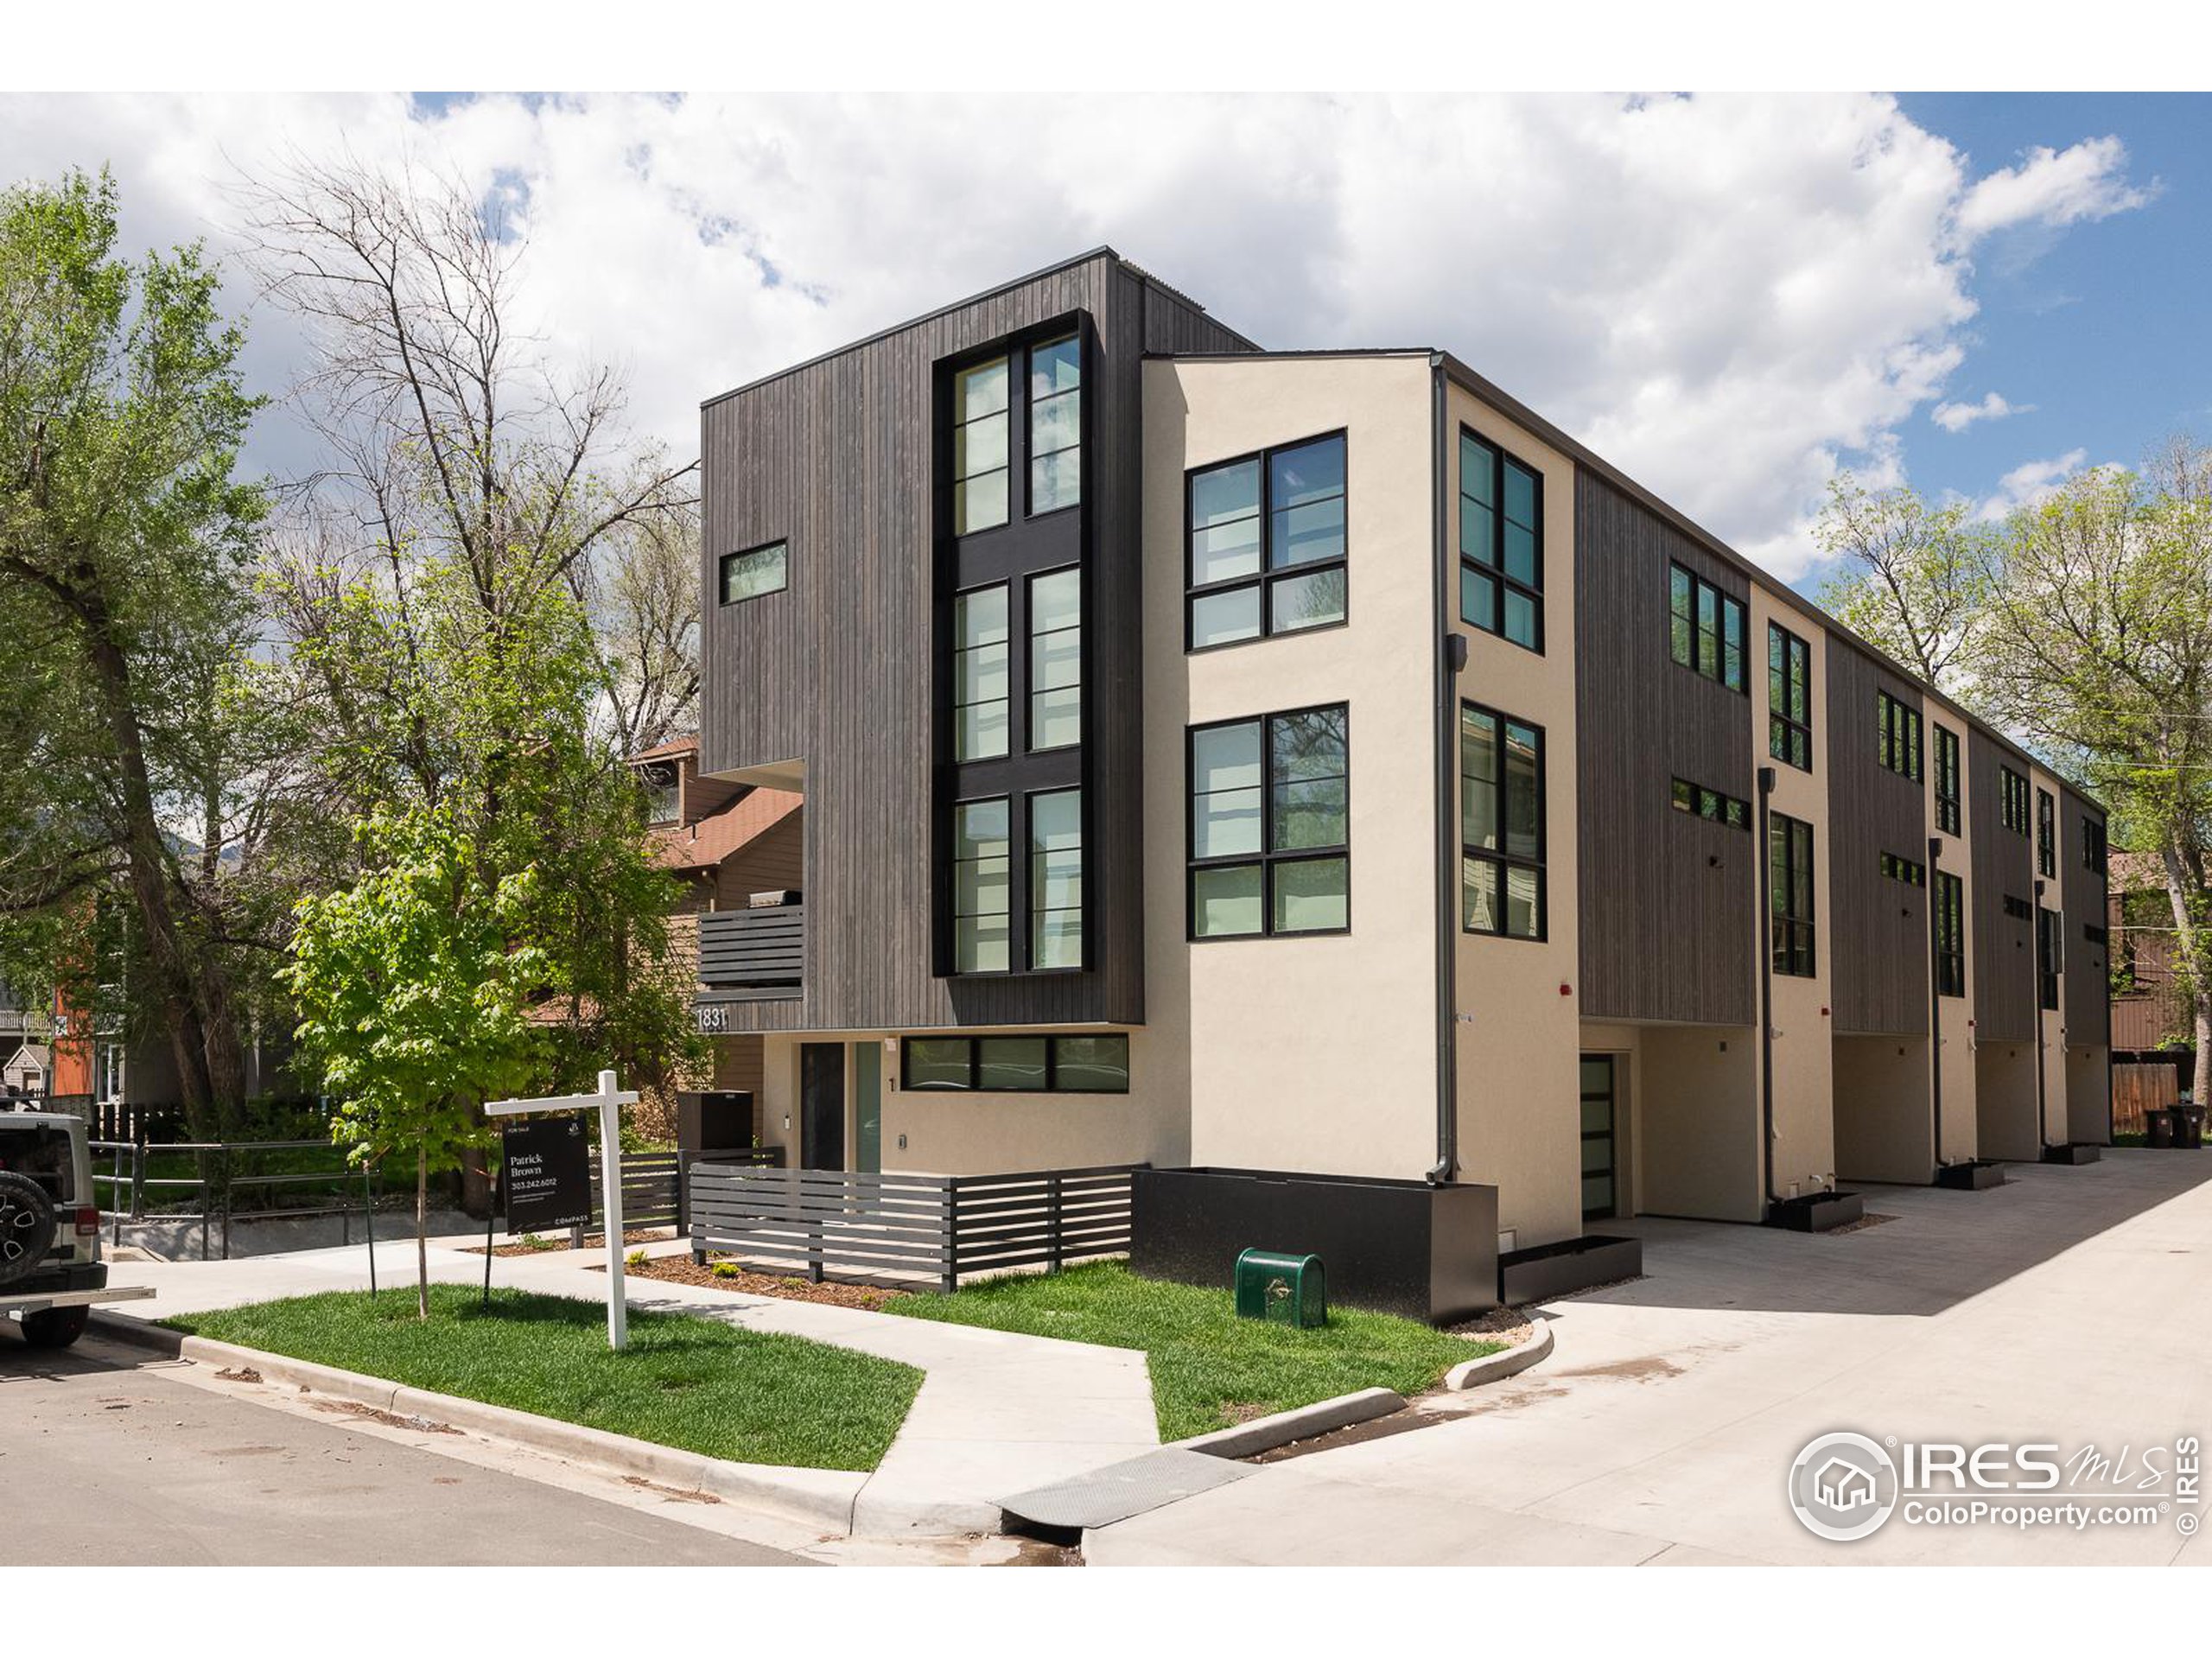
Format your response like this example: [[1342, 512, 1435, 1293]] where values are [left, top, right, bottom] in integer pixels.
[[502, 1117, 592, 1233]]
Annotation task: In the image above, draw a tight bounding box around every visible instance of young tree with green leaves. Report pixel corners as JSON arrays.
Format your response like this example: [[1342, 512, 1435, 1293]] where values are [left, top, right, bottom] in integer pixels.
[[1974, 450, 2212, 1103], [0, 168, 287, 1135], [287, 804, 547, 1317], [1814, 474, 1993, 694]]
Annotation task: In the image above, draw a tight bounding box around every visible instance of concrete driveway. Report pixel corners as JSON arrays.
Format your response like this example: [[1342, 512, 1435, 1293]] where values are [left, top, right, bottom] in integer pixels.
[[1090, 1150, 2212, 1567]]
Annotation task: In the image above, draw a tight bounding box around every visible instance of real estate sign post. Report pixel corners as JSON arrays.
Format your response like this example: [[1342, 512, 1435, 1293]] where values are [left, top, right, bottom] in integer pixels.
[[486, 1070, 639, 1351]]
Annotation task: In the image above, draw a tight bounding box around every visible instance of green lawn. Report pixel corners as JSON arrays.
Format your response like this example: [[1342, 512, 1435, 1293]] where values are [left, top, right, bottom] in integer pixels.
[[885, 1262, 1497, 1440], [164, 1285, 922, 1471]]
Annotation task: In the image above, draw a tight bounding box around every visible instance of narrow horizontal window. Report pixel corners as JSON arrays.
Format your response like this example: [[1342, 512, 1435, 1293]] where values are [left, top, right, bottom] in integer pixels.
[[719, 540, 788, 604], [897, 1033, 1129, 1095], [1880, 851, 1927, 887], [2002, 893, 2032, 921], [1670, 777, 1751, 830]]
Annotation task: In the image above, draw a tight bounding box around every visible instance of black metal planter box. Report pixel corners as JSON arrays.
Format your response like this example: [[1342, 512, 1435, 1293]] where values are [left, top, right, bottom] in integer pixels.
[[1764, 1190, 1865, 1232], [1936, 1160, 2006, 1191], [2042, 1142, 2102, 1166], [1129, 1166, 1499, 1325], [1498, 1235, 1643, 1305]]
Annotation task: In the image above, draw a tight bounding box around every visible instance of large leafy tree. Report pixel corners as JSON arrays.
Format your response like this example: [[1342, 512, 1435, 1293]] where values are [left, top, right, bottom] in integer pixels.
[[1814, 474, 1993, 694], [288, 804, 545, 1317], [1974, 450, 2212, 1101], [0, 168, 282, 1135]]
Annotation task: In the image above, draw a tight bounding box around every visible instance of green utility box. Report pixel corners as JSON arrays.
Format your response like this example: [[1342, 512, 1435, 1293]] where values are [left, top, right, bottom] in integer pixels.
[[1233, 1249, 1328, 1328]]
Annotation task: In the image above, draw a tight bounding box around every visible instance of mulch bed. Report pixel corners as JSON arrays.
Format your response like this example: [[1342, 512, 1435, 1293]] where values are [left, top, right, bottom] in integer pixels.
[[618, 1251, 911, 1312], [1821, 1211, 1900, 1236]]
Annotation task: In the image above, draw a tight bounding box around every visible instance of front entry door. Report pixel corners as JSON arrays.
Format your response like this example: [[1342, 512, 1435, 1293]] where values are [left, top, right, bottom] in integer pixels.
[[1580, 1054, 1619, 1220], [800, 1042, 846, 1172]]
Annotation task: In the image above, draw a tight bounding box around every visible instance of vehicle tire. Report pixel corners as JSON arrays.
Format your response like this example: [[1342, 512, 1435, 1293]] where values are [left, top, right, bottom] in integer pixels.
[[18, 1304, 89, 1349], [0, 1171, 58, 1288]]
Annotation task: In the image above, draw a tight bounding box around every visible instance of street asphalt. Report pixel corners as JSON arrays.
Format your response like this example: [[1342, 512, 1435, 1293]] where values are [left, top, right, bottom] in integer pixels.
[[0, 1330, 807, 1567]]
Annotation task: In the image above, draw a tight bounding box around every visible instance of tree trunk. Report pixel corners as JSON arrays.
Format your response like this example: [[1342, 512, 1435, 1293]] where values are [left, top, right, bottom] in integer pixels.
[[2159, 844, 2211, 1103], [2196, 1004, 2212, 1107], [416, 1146, 429, 1321]]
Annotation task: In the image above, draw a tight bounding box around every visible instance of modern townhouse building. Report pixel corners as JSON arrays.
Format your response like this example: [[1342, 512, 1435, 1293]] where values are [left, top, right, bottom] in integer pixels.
[[690, 247, 2111, 1265]]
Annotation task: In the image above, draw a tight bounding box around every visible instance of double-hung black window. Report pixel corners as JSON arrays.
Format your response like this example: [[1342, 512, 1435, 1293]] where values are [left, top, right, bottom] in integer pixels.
[[2037, 906, 2063, 1009], [2082, 816, 2107, 875], [1936, 871, 1965, 997], [2037, 789, 2056, 878], [1999, 764, 2031, 834], [1027, 568, 1081, 752], [953, 585, 1010, 760], [952, 798, 1011, 973], [1935, 725, 1961, 836], [1768, 623, 1811, 771], [1460, 704, 1544, 939], [1189, 705, 1349, 938], [1669, 563, 1746, 691], [952, 357, 1010, 534], [1028, 788, 1084, 969], [952, 790, 1085, 976], [1186, 434, 1347, 649], [1877, 690, 1922, 780], [1770, 812, 1815, 977], [1459, 430, 1541, 652]]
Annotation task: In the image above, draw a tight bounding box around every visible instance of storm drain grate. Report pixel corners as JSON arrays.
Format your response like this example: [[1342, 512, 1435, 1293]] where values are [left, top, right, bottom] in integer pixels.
[[997, 1447, 1255, 1532]]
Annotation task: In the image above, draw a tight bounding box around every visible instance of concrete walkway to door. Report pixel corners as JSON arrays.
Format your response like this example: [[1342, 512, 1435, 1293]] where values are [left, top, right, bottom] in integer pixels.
[[1089, 1151, 2212, 1567], [100, 1234, 1159, 1536]]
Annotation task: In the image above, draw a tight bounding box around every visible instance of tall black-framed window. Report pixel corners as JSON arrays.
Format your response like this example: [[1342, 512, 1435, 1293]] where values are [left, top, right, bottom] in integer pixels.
[[1460, 703, 1545, 939], [952, 584, 1010, 761], [1935, 725, 1961, 836], [951, 797, 1011, 974], [951, 356, 1010, 534], [1877, 690, 1923, 780], [2037, 906, 2063, 1009], [2037, 788, 2056, 878], [1027, 567, 1081, 753], [1459, 430, 1541, 652], [2082, 816, 2107, 875], [1767, 622, 1811, 771], [1188, 703, 1349, 938], [900, 1033, 1129, 1095], [1027, 334, 1082, 516], [1999, 764, 2031, 834], [1936, 870, 1966, 998], [1770, 811, 1815, 977], [1668, 563, 1746, 691], [1028, 787, 1084, 970], [1185, 433, 1347, 651], [719, 539, 789, 604]]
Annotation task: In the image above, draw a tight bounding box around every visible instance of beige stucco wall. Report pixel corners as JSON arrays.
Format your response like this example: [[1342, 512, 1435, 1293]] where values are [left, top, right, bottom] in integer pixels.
[[1924, 698, 1980, 1165], [1637, 1024, 1762, 1221], [2031, 763, 2069, 1148], [1833, 1034, 1935, 1184], [1976, 1041, 2041, 1161], [1142, 355, 1441, 1180], [2067, 1044, 2112, 1144], [754, 1029, 1187, 1176], [1446, 381, 1584, 1249], [1755, 589, 1839, 1197]]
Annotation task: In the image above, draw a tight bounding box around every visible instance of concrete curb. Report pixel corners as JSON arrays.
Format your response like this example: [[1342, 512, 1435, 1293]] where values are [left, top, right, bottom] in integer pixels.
[[1442, 1316, 1554, 1389], [88, 1313, 866, 1533], [1175, 1386, 1408, 1460]]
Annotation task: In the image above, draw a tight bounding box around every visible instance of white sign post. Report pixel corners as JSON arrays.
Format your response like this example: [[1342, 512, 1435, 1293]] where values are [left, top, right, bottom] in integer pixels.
[[486, 1069, 639, 1351]]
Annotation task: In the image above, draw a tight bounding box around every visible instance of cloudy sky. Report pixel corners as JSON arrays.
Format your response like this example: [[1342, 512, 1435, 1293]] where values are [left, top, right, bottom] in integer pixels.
[[3, 90, 2196, 588]]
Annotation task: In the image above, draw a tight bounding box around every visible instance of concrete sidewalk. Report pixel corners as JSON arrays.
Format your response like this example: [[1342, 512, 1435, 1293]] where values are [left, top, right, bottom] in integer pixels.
[[1089, 1152, 2212, 1567], [102, 1235, 1158, 1535]]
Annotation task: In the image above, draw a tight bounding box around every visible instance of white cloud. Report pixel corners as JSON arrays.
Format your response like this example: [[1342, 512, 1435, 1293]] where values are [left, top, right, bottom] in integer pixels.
[[1932, 391, 2031, 432], [0, 92, 2153, 583], [1974, 448, 2091, 521], [1955, 136, 2153, 239]]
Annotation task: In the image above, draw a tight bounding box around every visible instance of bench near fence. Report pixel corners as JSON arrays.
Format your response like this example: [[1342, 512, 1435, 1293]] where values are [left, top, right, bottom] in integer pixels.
[[686, 1161, 1140, 1292]]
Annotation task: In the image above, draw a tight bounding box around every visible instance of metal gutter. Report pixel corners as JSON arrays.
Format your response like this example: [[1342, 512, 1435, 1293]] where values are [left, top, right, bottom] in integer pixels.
[[1428, 353, 1460, 1185]]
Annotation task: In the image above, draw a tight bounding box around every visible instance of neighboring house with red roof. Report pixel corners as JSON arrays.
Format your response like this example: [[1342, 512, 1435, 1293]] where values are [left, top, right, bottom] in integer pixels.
[[632, 734, 803, 1139]]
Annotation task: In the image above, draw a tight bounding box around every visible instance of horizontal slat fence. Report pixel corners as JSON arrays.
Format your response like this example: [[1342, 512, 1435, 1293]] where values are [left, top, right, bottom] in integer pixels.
[[688, 1161, 1141, 1291]]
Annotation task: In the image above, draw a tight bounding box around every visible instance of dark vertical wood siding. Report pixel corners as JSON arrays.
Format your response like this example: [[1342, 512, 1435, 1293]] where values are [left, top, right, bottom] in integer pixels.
[[1574, 472, 1755, 1025], [698, 253, 1249, 1033], [1971, 728, 2038, 1042], [1825, 648, 1930, 1034], [2063, 787, 2112, 1043]]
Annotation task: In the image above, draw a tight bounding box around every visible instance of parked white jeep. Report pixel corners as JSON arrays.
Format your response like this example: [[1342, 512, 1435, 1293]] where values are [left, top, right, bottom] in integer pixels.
[[1, 1106, 152, 1349]]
